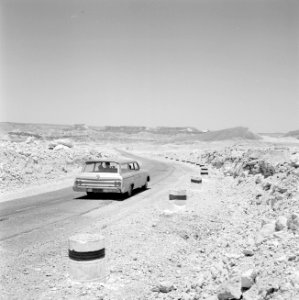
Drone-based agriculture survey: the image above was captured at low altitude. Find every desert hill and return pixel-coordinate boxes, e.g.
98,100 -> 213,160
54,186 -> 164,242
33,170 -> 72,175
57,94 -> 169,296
284,129 -> 299,139
0,122 -> 204,142
91,125 -> 202,135
195,126 -> 261,141
0,122 -> 262,143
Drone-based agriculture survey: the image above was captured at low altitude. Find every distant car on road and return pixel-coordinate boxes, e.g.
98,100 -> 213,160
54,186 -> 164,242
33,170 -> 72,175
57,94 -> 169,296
73,159 -> 150,198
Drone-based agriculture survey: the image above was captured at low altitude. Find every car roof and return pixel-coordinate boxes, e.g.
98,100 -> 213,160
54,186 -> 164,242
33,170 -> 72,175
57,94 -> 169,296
85,158 -> 138,164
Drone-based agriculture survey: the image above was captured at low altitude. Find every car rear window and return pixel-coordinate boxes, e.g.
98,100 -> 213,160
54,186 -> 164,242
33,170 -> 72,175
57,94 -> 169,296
83,162 -> 119,173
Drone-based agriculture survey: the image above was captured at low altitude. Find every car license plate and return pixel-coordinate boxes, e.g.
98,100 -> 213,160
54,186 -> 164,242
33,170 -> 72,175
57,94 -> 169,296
93,189 -> 103,193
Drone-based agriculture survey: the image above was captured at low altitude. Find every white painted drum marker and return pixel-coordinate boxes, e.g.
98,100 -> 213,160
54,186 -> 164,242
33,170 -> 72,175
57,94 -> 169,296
68,233 -> 108,282
191,176 -> 202,183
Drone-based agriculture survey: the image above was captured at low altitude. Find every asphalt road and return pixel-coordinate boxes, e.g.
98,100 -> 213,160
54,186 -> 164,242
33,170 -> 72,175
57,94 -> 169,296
0,153 -> 174,242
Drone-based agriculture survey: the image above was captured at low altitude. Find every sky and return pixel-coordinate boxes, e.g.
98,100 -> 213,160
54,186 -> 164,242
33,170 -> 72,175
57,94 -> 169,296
0,0 -> 298,132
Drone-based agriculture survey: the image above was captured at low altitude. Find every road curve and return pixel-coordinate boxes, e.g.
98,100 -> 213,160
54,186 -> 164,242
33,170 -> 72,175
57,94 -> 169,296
0,152 -> 198,300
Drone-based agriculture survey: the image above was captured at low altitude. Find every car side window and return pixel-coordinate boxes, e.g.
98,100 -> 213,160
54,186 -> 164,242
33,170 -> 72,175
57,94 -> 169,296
133,162 -> 140,170
84,163 -> 95,172
120,164 -> 129,172
128,163 -> 135,170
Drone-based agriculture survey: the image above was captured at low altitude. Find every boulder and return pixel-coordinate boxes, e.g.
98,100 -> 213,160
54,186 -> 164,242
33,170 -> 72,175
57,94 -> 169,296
49,139 -> 73,150
290,153 -> 299,168
243,249 -> 255,257
196,273 -> 205,288
53,144 -> 69,151
260,222 -> 276,236
290,270 -> 299,288
152,281 -> 175,293
241,269 -> 257,289
255,175 -> 263,184
262,181 -> 271,191
275,216 -> 288,231
242,285 -> 259,300
56,139 -> 74,148
217,277 -> 242,300
255,221 -> 276,244
48,141 -> 57,150
287,213 -> 299,232
25,136 -> 35,144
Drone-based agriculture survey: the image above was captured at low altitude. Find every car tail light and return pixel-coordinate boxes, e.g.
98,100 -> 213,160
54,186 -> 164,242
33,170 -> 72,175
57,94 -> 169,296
75,179 -> 82,185
114,180 -> 121,187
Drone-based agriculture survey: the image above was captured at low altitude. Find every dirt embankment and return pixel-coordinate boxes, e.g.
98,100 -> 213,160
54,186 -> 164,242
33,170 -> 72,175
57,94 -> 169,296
144,145 -> 299,299
0,139 -> 116,197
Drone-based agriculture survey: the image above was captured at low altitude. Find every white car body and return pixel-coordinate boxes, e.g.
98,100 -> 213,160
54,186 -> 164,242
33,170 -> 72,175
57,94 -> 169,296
73,158 -> 150,197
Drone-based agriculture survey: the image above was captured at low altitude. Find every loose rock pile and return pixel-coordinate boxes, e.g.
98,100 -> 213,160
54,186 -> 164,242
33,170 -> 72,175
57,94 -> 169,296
149,145 -> 299,299
0,139 -> 114,195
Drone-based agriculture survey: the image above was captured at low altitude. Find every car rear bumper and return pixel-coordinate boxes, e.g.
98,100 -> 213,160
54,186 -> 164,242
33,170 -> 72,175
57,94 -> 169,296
73,186 -> 122,193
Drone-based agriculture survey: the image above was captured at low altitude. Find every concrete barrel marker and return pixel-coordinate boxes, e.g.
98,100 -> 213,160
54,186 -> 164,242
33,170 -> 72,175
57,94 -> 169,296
169,189 -> 187,208
191,176 -> 202,184
68,233 -> 108,282
201,166 -> 209,175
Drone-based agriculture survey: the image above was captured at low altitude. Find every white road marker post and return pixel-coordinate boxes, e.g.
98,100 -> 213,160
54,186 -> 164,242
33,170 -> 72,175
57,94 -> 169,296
191,176 -> 202,184
200,166 -> 209,175
169,189 -> 187,211
68,233 -> 108,282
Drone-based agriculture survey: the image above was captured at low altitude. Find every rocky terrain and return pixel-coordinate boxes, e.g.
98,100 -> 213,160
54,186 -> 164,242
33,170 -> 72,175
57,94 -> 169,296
1,123 -> 299,299
6,142 -> 297,300
0,138 -> 117,198
138,144 -> 299,299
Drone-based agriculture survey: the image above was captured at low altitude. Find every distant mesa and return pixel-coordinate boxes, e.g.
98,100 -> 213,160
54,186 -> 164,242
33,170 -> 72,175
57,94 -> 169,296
8,130 -> 42,139
152,126 -> 203,134
94,126 -> 203,135
73,124 -> 88,130
102,126 -> 147,134
0,122 -> 261,142
196,127 -> 261,141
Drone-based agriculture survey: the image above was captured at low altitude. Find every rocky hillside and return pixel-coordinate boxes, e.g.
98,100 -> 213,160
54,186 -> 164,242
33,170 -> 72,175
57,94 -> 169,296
0,139 -> 117,195
149,144 -> 299,299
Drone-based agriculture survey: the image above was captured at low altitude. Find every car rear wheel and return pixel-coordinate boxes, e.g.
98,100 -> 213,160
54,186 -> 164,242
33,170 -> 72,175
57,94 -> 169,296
127,185 -> 133,197
142,181 -> 148,190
